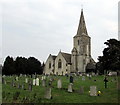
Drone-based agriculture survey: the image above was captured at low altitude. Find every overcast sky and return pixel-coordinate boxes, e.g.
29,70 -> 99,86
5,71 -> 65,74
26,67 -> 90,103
1,0 -> 119,64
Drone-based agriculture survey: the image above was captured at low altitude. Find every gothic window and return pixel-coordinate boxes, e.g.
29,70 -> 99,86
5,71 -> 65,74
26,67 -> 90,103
58,59 -> 62,68
49,62 -> 51,69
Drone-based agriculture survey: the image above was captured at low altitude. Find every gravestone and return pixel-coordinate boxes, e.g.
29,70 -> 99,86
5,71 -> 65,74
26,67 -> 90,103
82,76 -> 85,81
36,78 -> 39,86
78,86 -> 84,94
25,78 -> 28,83
92,72 -> 95,76
90,86 -> 97,96
41,76 -> 44,80
68,83 -> 73,92
20,74 -> 22,77
21,84 -> 24,89
87,74 -> 89,77
33,79 -> 36,85
28,81 -> 32,91
57,79 -> 62,89
44,87 -> 52,99
48,78 -> 52,86
80,74 -> 82,76
89,75 -> 92,80
43,76 -> 46,80
11,80 -> 15,87
42,80 -> 46,87
4,80 -> 7,85
16,77 -> 18,81
17,83 -> 20,89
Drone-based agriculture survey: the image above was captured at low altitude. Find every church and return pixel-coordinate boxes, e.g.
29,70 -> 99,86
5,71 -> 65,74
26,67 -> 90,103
44,9 -> 95,75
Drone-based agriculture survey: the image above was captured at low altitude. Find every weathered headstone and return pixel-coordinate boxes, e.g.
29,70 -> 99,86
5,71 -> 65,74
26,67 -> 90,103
43,76 -> 46,80
17,83 -> 20,89
33,79 -> 36,85
41,76 -> 44,80
92,72 -> 95,76
20,74 -> 22,77
21,84 -> 24,89
78,86 -> 84,94
90,86 -> 97,96
36,78 -> 39,86
16,77 -> 18,81
44,87 -> 52,99
25,78 -> 28,83
28,81 -> 32,91
11,80 -> 15,87
42,80 -> 46,87
89,75 -> 92,80
48,78 -> 52,86
87,74 -> 89,77
82,76 -> 85,81
57,79 -> 62,89
68,83 -> 73,92
80,74 -> 82,76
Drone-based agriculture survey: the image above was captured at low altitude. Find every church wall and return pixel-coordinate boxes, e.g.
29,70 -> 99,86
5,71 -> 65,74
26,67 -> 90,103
54,53 -> 67,75
44,55 -> 55,75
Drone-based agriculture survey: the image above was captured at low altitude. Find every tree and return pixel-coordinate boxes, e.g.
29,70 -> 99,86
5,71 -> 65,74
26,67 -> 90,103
2,56 -> 43,75
2,56 -> 16,75
97,39 -> 120,74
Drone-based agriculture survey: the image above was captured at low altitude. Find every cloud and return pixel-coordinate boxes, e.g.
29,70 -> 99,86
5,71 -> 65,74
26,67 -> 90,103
1,0 -> 119,64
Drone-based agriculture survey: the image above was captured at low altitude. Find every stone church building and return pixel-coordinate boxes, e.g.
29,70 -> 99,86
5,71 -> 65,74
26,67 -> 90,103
44,9 -> 95,75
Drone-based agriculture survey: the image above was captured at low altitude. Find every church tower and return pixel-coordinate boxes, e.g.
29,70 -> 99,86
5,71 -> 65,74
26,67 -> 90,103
71,9 -> 91,73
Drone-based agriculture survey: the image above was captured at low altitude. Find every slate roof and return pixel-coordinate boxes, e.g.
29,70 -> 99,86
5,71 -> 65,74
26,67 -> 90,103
61,52 -> 71,63
51,55 -> 57,60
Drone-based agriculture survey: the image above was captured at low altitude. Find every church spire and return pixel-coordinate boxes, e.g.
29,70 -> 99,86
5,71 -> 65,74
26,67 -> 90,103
76,9 -> 88,36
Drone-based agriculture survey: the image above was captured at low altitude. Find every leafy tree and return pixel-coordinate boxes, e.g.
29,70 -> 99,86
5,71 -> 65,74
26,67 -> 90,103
2,56 -> 16,75
97,39 -> 120,74
2,56 -> 43,75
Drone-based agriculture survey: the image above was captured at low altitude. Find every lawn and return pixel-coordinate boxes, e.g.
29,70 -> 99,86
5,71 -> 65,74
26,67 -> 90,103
2,75 -> 120,103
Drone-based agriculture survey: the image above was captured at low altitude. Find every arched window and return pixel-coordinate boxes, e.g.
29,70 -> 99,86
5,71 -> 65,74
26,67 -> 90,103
49,62 -> 51,68
58,59 -> 62,68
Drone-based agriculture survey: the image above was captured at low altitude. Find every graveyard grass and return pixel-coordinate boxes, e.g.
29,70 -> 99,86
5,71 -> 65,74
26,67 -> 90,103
2,75 -> 120,103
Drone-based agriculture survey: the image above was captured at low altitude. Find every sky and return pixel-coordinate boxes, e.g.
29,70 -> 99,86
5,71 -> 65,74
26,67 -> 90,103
1,0 -> 119,64
118,1 -> 120,41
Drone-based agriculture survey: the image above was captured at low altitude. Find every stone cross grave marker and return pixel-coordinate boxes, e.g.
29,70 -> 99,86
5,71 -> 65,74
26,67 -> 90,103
57,79 -> 62,89
33,79 -> 36,85
36,78 -> 39,86
68,83 -> 73,92
90,86 -> 97,96
44,87 -> 52,99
